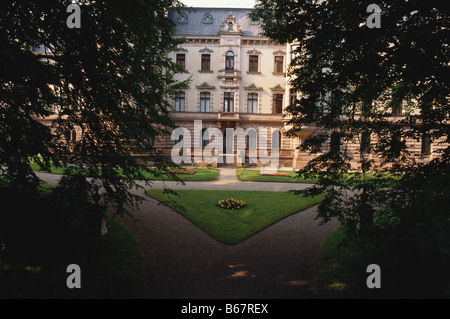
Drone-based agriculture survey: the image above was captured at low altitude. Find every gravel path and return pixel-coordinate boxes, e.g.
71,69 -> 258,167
35,169 -> 340,299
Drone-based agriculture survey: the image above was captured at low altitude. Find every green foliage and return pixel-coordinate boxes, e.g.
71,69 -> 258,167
253,0 -> 449,233
0,0 -> 187,214
254,0 -> 449,297
0,184 -> 147,298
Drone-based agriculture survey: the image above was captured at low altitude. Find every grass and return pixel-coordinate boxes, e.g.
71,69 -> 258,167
313,222 -> 450,299
0,183 -> 147,298
29,163 -> 220,181
237,169 -> 317,183
312,225 -> 359,299
147,189 -> 324,244
237,169 -> 400,187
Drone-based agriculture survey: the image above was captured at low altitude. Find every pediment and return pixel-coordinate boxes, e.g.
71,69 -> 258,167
273,50 -> 286,56
244,83 -> 263,91
247,49 -> 262,55
196,82 -> 215,90
270,84 -> 285,92
199,47 -> 214,53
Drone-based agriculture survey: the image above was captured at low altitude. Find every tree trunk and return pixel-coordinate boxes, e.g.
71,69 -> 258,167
358,186 -> 374,237
87,204 -> 108,237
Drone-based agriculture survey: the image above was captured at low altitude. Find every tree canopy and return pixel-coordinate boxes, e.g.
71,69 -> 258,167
252,0 -> 449,241
0,0 -> 186,214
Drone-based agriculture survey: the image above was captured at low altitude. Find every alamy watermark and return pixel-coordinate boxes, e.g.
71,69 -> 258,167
171,120 -> 280,170
66,3 -> 81,29
66,264 -> 81,289
367,4 -> 382,29
367,264 -> 381,289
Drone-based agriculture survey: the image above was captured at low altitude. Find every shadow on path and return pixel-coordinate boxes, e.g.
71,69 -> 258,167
117,195 -> 339,299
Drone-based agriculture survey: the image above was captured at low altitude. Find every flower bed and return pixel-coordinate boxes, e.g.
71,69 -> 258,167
162,170 -> 196,175
259,172 -> 291,177
218,198 -> 246,210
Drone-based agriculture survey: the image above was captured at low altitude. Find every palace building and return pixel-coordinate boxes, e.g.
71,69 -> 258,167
150,7 -> 299,168
148,7 -> 447,169
32,7 -> 447,170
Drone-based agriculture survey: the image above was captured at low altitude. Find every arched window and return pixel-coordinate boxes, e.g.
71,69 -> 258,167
272,130 -> 281,150
201,128 -> 210,147
247,130 -> 257,149
225,51 -> 234,70
228,22 -> 233,30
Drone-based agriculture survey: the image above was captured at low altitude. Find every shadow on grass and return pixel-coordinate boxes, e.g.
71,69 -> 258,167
0,183 -> 147,299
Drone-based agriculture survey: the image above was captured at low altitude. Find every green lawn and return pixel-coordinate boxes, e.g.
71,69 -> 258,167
29,163 -> 220,181
237,169 -> 317,183
147,189 -> 324,244
237,169 -> 399,187
0,183 -> 147,298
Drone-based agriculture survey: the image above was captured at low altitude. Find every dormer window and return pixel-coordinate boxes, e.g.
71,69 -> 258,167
228,22 -> 233,31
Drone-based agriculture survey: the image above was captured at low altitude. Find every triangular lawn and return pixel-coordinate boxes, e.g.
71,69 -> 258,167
147,189 -> 324,244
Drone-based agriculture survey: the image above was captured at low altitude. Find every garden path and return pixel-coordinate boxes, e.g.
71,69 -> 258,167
35,169 -> 339,299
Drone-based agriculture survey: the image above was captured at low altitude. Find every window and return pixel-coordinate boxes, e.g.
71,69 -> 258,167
330,132 -> 341,154
247,130 -> 257,149
361,132 -> 371,153
224,92 -> 234,112
289,89 -> 297,106
249,55 -> 259,72
175,134 -> 184,156
201,128 -> 209,147
66,130 -> 77,143
273,94 -> 283,113
71,130 -> 77,142
200,92 -> 210,112
272,130 -> 281,150
228,22 -> 233,30
391,132 -> 402,158
225,51 -> 234,70
421,133 -> 431,156
175,92 -> 185,112
176,54 -> 185,69
146,136 -> 155,147
392,100 -> 402,116
274,56 -> 284,74
201,54 -> 211,71
247,93 -> 258,113
290,45 -> 298,61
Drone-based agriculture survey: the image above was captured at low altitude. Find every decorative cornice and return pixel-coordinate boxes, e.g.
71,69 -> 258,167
177,47 -> 188,53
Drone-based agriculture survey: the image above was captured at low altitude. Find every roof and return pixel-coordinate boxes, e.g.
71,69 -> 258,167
168,7 -> 262,37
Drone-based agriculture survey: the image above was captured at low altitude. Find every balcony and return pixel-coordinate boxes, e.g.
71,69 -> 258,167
217,69 -> 241,80
170,111 -> 288,124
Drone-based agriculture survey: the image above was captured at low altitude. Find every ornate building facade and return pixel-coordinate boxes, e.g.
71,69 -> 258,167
33,8 -> 445,170
150,7 -> 447,169
152,8 -> 300,167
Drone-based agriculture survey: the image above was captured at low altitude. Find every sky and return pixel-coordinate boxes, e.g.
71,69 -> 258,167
182,0 -> 257,8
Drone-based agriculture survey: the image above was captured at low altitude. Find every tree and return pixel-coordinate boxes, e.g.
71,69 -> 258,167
252,0 -> 449,239
0,1 -> 187,224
